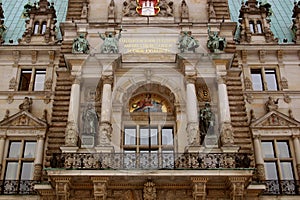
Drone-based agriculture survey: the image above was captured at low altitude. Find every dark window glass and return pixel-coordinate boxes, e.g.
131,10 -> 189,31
19,69 -> 32,91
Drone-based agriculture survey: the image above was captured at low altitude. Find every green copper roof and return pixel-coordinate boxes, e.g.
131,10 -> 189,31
229,0 -> 295,43
2,0 -> 68,44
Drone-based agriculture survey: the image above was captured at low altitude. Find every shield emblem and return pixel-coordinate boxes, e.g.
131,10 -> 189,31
136,0 -> 160,16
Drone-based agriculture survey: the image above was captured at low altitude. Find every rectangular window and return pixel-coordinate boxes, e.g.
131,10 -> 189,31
261,140 -> 294,180
18,69 -> 46,91
4,141 -> 36,181
251,69 -> 263,91
33,70 -> 46,91
251,68 -> 279,91
19,70 -> 32,91
265,69 -> 278,91
123,125 -> 174,153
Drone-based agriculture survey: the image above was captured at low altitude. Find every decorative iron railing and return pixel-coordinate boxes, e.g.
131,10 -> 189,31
0,180 -> 40,195
262,180 -> 300,195
50,152 -> 251,170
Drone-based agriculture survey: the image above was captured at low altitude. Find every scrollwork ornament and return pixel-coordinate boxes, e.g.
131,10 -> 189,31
256,164 -> 266,181
6,94 -> 14,104
187,122 -> 200,146
99,122 -> 112,145
220,123 -> 234,146
143,181 -> 157,200
65,121 -> 79,146
283,94 -> 291,104
9,77 -> 17,90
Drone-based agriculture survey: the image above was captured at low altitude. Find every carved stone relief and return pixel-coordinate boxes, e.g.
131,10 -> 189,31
143,181 -> 157,200
65,121 -> 79,146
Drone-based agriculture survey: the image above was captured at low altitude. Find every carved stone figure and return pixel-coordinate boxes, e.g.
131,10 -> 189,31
72,34 -> 90,54
207,26 -> 227,52
199,103 -> 214,144
143,181 -> 157,200
177,31 -> 199,53
180,0 -> 189,21
265,96 -> 279,112
108,0 -> 116,20
82,103 -> 98,135
19,97 -> 33,112
123,0 -> 138,17
99,31 -> 121,53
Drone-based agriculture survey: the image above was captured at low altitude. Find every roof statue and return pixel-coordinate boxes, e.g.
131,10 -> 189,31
177,31 -> 199,53
72,34 -> 90,54
207,26 -> 226,52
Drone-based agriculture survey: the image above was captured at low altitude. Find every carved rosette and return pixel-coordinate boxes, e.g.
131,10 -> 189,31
220,123 -> 234,146
187,122 -> 200,146
65,121 -> 79,146
143,181 -> 157,200
9,77 -> 17,90
99,122 -> 112,145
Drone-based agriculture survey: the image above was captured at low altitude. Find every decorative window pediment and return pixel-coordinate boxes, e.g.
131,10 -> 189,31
251,110 -> 300,129
0,111 -> 47,135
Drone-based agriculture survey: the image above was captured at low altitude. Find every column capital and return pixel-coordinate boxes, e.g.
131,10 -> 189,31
73,75 -> 82,85
185,74 -> 197,84
217,75 -> 227,84
101,75 -> 114,85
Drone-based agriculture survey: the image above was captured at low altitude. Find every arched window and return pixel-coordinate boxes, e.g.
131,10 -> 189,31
33,22 -> 40,35
41,21 -> 47,34
257,21 -> 263,33
249,21 -> 255,33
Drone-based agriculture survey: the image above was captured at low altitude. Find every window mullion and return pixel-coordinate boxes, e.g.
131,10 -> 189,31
29,68 -> 35,91
261,68 -> 267,90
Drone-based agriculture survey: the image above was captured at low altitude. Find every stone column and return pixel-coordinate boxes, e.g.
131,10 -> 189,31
185,75 -> 200,148
33,135 -> 45,180
218,76 -> 237,152
96,75 -> 114,153
191,177 -> 208,200
0,136 -> 6,173
253,134 -> 265,180
61,76 -> 81,153
91,177 -> 109,200
292,134 -> 300,179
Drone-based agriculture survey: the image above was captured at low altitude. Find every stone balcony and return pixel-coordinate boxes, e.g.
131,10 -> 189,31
49,152 -> 252,170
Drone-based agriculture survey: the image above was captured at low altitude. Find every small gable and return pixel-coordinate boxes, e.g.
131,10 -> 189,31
0,111 -> 47,129
251,110 -> 300,128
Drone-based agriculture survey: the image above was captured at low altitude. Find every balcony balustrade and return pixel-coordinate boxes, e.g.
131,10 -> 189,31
0,180 -> 40,195
262,180 -> 300,195
50,152 -> 251,170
